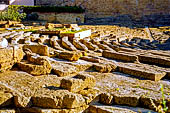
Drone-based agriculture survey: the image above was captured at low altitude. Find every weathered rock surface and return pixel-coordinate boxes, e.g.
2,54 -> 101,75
99,93 -> 113,105
81,40 -> 99,51
65,59 -> 93,72
0,91 -> 13,107
81,56 -> 101,63
85,103 -> 136,113
60,73 -> 96,92
58,51 -> 82,61
79,88 -> 100,104
0,71 -> 37,107
18,53 -> 52,76
50,60 -> 77,77
102,50 -> 139,62
97,43 -> 113,51
140,91 -> 170,112
138,53 -> 170,67
117,63 -> 166,81
73,39 -> 88,51
23,44 -> 49,56
0,109 -> 16,113
93,63 -> 117,73
38,35 -> 49,44
18,105 -> 89,113
0,46 -> 24,72
62,36 -> 77,51
32,88 -> 86,109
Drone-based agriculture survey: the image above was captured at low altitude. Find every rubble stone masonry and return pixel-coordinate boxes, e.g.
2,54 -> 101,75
36,0 -> 170,19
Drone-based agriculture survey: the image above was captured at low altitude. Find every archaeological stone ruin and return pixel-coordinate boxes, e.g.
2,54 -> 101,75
0,21 -> 169,113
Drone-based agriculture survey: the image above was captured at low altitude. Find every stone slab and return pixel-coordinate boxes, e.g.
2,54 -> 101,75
23,44 -> 49,56
102,50 -> 139,62
117,63 -> 166,81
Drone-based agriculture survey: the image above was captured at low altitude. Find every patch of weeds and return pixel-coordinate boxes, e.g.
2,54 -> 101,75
150,84 -> 168,113
116,88 -> 119,91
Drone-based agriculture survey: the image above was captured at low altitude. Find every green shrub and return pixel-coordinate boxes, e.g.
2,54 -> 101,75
0,5 -> 26,21
17,5 -> 85,13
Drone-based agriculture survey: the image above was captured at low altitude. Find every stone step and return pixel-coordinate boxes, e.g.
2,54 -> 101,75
61,36 -> 77,51
18,105 -> 89,113
32,88 -> 86,109
97,43 -> 113,51
80,40 -> 99,51
60,73 -> 96,93
0,71 -> 37,108
117,62 -> 166,81
102,50 -> 138,62
138,53 -> 170,67
140,91 -> 170,112
149,50 -> 170,57
17,54 -> 52,76
85,103 -> 136,113
93,62 -> 117,73
80,56 -> 101,63
0,45 -> 24,72
73,39 -> 88,51
48,58 -> 93,72
50,60 -> 78,77
23,44 -> 49,56
58,51 -> 82,61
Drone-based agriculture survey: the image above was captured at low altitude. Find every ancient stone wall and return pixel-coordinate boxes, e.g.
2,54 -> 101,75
36,12 -> 84,23
36,0 -> 170,19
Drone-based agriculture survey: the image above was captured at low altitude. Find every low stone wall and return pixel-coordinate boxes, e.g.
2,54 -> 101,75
36,0 -> 170,20
36,12 -> 85,24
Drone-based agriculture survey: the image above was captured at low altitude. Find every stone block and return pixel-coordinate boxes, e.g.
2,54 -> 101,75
140,91 -> 170,112
0,91 -> 13,107
18,105 -> 89,113
60,73 -> 96,93
81,40 -> 99,51
97,44 -> 113,51
23,44 -> 49,56
38,35 -> 49,44
102,50 -> 138,62
79,88 -> 100,104
65,60 -> 93,72
93,62 -> 117,73
86,104 -> 136,113
50,61 -> 77,77
138,53 -> 170,67
73,39 -> 88,51
60,78 -> 84,92
76,73 -> 96,89
99,93 -> 113,105
30,34 -> 40,42
81,56 -> 100,63
61,36 -> 77,51
0,46 -> 24,72
58,51 -> 82,61
32,88 -> 86,109
118,63 -> 166,81
17,57 -> 52,76
0,71 -> 37,108
113,93 -> 141,107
